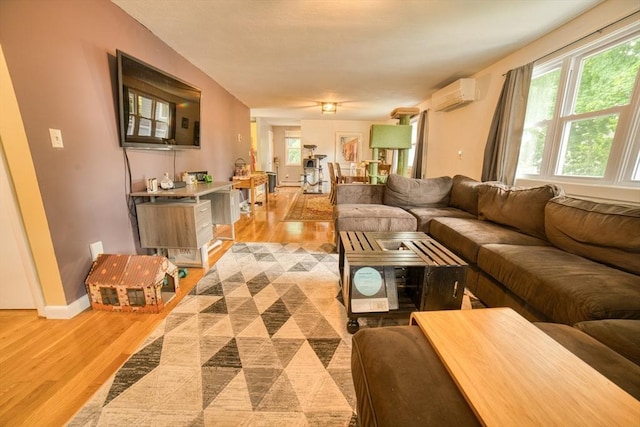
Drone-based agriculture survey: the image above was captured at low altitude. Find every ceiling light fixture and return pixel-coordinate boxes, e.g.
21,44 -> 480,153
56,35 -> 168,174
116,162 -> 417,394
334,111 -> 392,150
321,102 -> 337,114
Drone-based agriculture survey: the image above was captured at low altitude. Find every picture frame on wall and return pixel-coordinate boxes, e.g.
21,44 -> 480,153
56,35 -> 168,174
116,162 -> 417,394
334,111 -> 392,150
335,132 -> 362,164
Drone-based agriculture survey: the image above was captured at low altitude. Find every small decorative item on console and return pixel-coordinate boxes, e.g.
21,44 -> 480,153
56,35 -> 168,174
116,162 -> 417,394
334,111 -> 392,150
160,172 -> 174,189
234,158 -> 248,177
146,177 -> 158,192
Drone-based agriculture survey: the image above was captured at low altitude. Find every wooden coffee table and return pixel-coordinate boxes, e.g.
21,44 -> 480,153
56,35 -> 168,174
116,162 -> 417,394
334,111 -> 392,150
411,308 -> 640,426
339,231 -> 467,333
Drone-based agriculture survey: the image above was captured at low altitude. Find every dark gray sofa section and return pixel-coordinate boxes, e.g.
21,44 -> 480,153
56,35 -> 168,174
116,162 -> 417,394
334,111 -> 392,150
429,217 -> 548,264
351,326 -> 480,427
351,320 -> 640,426
477,244 -> 640,325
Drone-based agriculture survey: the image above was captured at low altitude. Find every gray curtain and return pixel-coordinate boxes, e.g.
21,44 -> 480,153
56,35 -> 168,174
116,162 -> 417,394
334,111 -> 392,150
481,63 -> 533,184
412,110 -> 429,178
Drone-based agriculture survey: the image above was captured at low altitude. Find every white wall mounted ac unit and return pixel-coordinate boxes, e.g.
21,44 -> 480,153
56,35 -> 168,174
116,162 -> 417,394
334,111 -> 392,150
432,78 -> 477,112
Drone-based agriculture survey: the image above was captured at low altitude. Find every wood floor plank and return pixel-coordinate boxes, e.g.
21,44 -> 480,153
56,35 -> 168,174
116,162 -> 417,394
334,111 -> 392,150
0,187 -> 333,426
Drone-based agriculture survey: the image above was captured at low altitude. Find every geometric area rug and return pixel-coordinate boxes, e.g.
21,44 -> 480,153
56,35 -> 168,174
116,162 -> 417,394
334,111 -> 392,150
68,242 -> 359,426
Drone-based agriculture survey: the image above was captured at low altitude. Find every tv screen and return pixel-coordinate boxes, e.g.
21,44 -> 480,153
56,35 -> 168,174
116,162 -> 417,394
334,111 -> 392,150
117,50 -> 201,150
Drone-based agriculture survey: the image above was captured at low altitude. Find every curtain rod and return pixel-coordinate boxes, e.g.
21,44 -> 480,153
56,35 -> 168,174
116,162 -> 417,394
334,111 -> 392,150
503,10 -> 639,75
533,10 -> 639,64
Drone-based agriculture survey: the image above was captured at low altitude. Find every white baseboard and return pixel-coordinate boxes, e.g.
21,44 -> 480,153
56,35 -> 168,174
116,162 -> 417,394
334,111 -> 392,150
44,294 -> 90,319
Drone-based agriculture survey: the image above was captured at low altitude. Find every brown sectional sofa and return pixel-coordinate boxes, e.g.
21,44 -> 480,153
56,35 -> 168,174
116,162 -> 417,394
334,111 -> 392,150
335,174 -> 640,325
335,174 -> 640,425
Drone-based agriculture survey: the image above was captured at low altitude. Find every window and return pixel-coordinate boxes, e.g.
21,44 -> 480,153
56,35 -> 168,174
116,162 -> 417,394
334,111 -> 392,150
285,130 -> 302,166
126,89 -> 173,140
100,287 -> 120,306
127,289 -> 146,307
407,119 -> 419,176
517,23 -> 640,193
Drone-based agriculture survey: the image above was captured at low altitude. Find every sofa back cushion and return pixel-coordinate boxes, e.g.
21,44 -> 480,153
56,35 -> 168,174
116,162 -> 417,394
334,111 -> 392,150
383,174 -> 452,209
545,196 -> 640,275
478,183 -> 563,239
449,175 -> 484,215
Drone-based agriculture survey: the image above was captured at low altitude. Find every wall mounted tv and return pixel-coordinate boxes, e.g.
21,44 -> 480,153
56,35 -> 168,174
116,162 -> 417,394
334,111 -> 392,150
117,50 -> 201,150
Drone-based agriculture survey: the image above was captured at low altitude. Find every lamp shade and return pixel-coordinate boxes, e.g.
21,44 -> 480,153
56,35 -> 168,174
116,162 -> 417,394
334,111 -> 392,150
369,124 -> 412,149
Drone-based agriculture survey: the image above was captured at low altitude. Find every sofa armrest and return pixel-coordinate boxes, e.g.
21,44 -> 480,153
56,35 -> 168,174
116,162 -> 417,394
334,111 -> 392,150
351,326 -> 480,427
335,183 -> 385,205
536,322 -> 640,399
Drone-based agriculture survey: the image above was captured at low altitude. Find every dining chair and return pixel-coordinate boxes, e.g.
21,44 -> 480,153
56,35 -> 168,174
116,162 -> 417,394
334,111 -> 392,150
335,163 -> 344,184
327,162 -> 337,204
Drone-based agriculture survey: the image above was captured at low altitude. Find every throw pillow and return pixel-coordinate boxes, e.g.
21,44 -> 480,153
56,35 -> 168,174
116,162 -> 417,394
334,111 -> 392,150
478,183 -> 563,239
383,174 -> 452,209
545,196 -> 640,275
449,175 -> 483,216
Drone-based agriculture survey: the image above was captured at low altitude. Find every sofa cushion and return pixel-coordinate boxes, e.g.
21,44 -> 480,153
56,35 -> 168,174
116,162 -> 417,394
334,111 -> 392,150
335,183 -> 385,205
351,326 -> 480,427
334,204 -> 417,234
536,322 -> 640,399
475,274 -> 550,323
545,196 -> 640,275
477,244 -> 640,325
449,175 -> 484,215
573,319 -> 640,366
408,207 -> 475,233
383,174 -> 452,209
478,183 -> 563,239
429,217 -> 548,263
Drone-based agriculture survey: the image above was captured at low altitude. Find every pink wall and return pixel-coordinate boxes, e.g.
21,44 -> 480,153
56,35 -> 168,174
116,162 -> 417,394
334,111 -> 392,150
0,0 -> 251,303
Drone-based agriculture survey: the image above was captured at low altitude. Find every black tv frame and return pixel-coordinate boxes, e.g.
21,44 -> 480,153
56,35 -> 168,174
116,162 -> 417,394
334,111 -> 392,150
117,50 -> 202,151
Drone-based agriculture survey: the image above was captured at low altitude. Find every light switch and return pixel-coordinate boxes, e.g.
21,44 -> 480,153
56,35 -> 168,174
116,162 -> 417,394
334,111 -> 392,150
49,128 -> 63,148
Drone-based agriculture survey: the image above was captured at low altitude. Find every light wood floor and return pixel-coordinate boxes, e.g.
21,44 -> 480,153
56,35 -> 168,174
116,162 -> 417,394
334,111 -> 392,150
0,187 -> 334,427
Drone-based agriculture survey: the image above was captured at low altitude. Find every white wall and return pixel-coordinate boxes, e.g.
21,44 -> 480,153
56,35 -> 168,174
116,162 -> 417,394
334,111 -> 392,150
301,118 -> 393,167
263,119 -> 395,188
419,0 -> 639,186
254,118 -> 272,172
301,120 -> 373,168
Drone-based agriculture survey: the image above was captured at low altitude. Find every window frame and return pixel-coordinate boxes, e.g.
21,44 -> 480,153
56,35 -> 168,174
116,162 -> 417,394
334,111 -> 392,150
125,88 -> 174,141
127,288 -> 146,307
516,21 -> 640,201
100,287 -> 120,306
284,131 -> 302,166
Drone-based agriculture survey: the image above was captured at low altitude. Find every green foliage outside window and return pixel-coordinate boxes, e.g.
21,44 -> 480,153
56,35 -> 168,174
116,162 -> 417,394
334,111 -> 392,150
574,38 -> 640,113
286,138 -> 301,165
560,115 -> 618,177
519,125 -> 548,174
519,34 -> 640,180
526,69 -> 561,124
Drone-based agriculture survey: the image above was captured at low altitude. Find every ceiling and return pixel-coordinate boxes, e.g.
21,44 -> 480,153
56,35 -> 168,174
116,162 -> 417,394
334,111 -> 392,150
112,0 -> 603,124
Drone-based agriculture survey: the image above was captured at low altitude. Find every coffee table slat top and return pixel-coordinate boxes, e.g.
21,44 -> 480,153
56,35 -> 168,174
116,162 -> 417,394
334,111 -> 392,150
404,239 -> 465,266
341,231 -> 377,252
411,308 -> 640,427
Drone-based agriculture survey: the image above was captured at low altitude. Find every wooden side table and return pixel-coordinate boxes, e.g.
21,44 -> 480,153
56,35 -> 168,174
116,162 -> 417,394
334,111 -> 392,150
411,308 -> 640,426
232,173 -> 268,212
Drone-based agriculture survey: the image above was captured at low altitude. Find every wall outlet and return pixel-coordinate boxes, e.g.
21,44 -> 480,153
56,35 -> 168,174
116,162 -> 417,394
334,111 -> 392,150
49,128 -> 64,148
90,241 -> 104,261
